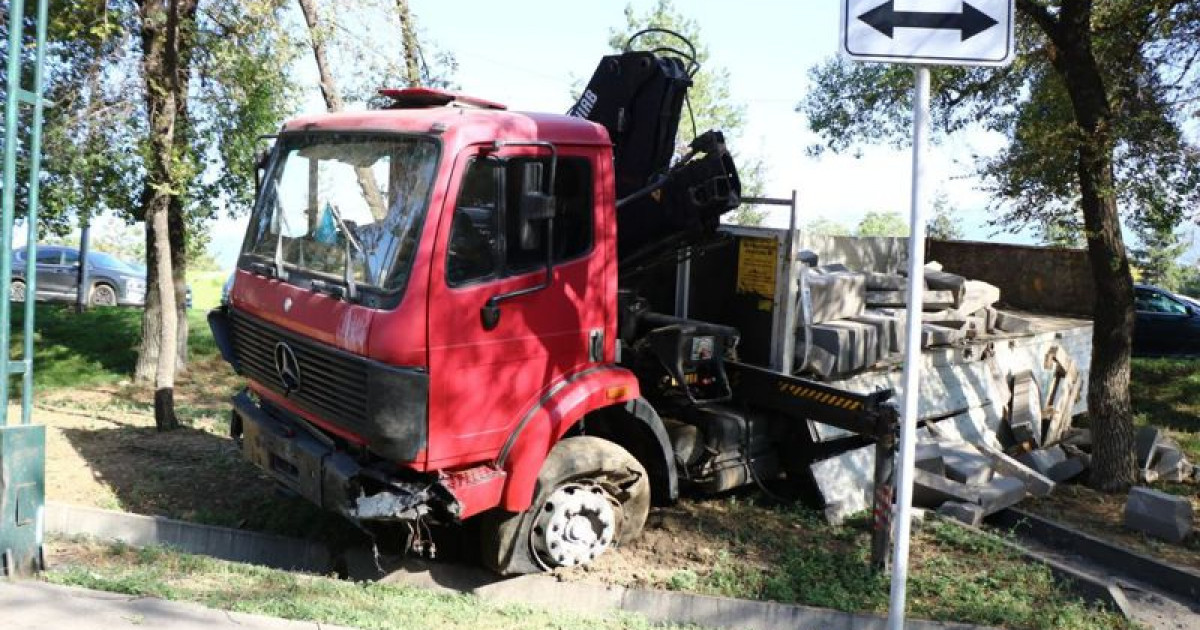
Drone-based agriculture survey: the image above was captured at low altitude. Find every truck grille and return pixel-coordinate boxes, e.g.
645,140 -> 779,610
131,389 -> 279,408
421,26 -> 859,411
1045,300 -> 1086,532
229,311 -> 370,436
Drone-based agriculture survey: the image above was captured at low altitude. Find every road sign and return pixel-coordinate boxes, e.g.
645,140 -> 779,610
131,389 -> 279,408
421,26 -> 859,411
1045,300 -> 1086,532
841,0 -> 1014,66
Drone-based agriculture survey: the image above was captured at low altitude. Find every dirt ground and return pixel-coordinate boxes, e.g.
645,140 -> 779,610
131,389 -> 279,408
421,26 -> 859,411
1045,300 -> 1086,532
29,356 -> 1200,593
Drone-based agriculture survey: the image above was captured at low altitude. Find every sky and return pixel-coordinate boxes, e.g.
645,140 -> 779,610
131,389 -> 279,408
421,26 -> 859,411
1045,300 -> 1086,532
206,0 -> 1064,269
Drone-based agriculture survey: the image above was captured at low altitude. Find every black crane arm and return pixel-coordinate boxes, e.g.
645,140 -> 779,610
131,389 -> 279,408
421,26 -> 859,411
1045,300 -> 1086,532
568,29 -> 742,266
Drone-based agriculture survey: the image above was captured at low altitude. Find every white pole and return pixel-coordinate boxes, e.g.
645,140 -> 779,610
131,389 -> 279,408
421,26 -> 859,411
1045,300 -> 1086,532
887,65 -> 931,630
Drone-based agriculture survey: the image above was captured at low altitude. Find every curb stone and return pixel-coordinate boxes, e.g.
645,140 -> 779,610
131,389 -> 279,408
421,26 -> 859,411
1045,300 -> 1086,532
43,502 -> 331,573
47,502 -> 1002,630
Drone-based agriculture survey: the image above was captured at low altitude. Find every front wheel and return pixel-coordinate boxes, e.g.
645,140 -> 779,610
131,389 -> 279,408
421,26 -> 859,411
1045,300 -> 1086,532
89,283 -> 118,307
479,436 -> 650,575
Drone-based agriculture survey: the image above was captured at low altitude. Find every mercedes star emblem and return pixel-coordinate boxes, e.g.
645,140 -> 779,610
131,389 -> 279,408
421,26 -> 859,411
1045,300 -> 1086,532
273,342 -> 301,393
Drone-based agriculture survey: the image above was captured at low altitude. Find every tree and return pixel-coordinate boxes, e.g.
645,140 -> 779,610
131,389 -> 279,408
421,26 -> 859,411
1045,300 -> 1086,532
606,0 -> 768,226
928,192 -> 965,241
857,211 -> 910,237
801,1 -> 1200,490
38,2 -> 299,403
1130,221 -> 1190,290
805,218 -> 852,236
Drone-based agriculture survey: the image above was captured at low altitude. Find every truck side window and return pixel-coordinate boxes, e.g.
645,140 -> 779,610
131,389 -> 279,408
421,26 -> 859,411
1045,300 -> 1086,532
446,159 -> 500,286
504,157 -> 592,274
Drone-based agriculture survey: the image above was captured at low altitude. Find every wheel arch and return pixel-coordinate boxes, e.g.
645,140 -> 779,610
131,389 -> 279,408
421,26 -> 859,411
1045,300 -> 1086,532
495,367 -> 677,512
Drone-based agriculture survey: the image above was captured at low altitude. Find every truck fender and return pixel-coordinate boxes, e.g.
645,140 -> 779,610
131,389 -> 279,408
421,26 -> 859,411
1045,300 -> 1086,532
494,367 -> 676,512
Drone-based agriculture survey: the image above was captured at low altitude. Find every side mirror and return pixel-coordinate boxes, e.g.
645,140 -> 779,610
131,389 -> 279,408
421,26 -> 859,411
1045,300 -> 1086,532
518,162 -> 555,251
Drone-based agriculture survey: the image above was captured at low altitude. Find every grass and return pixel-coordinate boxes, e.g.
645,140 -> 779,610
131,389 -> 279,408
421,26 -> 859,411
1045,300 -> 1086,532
8,268 -> 226,394
45,539 -> 683,630
1130,357 -> 1200,462
645,500 -> 1131,630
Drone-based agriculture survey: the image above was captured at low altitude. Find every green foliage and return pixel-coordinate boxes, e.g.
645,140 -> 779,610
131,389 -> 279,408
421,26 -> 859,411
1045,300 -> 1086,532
1130,223 -> 1190,290
607,0 -> 770,223
928,192 -> 965,240
805,218 -> 852,236
799,3 -> 1200,240
23,0 -> 300,254
312,0 -> 459,108
856,211 -> 910,237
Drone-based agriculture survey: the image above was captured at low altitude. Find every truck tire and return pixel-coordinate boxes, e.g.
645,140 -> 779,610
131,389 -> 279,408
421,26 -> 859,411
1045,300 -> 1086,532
479,436 -> 650,575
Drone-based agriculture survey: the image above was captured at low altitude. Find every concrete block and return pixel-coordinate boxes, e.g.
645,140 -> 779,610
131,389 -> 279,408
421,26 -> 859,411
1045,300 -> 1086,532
861,309 -> 906,355
1008,371 -> 1043,448
796,324 -> 849,378
916,441 -> 946,476
825,320 -> 881,370
994,310 -> 1035,333
976,476 -> 1028,515
937,501 -> 985,527
1143,447 -> 1190,483
1047,457 -> 1086,482
850,314 -> 895,358
1018,446 -> 1068,476
1135,426 -> 1161,469
954,280 -> 1001,318
1062,428 -> 1092,450
923,269 -> 968,307
864,289 -> 956,309
802,270 -> 866,325
1062,444 -> 1092,468
913,469 -> 980,508
864,272 -> 908,291
810,444 -> 875,524
1124,487 -> 1193,543
944,429 -> 1056,497
941,445 -> 994,485
921,323 -> 964,348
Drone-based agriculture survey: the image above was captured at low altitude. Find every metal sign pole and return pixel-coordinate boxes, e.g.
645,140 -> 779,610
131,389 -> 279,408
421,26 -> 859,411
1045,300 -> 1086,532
886,65 -> 931,630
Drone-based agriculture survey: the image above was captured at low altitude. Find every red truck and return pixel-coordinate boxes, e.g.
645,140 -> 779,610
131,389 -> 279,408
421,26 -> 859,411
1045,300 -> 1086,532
210,32 -> 896,574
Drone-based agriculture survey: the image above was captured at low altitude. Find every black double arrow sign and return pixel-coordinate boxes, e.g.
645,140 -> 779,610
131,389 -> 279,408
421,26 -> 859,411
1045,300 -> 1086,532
858,1 -> 999,41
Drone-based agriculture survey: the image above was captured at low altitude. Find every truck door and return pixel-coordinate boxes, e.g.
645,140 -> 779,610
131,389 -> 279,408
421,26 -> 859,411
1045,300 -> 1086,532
426,148 -> 608,467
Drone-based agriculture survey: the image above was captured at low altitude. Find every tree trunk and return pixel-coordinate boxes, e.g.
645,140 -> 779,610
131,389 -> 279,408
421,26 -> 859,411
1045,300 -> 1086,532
136,0 -> 197,430
295,0 -> 385,219
134,0 -> 195,383
1035,0 -> 1137,490
396,0 -> 422,86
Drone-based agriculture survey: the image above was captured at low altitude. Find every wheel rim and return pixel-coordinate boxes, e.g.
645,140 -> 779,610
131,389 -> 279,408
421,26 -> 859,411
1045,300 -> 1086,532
92,285 -> 116,306
531,482 -> 617,569
10,282 -> 24,302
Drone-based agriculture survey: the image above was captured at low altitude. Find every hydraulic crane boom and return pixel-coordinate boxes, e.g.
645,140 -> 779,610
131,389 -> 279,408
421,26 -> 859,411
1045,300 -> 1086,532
568,29 -> 742,267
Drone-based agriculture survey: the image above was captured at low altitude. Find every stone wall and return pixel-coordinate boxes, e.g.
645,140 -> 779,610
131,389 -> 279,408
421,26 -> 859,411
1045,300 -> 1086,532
926,239 -> 1094,317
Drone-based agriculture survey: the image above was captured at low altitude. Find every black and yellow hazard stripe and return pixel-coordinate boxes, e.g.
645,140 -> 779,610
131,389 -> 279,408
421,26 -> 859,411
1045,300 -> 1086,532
776,381 -> 863,411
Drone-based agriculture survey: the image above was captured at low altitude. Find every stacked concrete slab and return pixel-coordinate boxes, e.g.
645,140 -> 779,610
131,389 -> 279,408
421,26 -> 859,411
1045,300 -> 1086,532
794,260 -> 1048,381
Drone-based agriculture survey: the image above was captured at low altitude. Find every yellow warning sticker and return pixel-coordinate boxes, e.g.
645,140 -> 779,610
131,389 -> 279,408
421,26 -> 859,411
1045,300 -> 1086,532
736,236 -> 778,300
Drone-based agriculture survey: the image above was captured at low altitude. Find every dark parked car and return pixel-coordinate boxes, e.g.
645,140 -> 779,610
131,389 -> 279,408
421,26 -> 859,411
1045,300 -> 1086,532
1133,284 -> 1200,356
11,246 -> 146,307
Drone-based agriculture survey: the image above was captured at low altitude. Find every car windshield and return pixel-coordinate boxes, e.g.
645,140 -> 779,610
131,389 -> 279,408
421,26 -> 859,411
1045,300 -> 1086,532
89,251 -> 141,274
242,132 -> 439,292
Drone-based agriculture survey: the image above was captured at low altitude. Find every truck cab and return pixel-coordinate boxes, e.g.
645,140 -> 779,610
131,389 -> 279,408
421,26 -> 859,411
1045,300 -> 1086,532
212,90 -> 676,574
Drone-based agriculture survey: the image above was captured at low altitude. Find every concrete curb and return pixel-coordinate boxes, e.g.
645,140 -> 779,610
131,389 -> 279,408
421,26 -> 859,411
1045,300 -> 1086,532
44,502 -> 331,573
991,507 -> 1200,602
45,503 -> 1001,630
344,550 -> 998,630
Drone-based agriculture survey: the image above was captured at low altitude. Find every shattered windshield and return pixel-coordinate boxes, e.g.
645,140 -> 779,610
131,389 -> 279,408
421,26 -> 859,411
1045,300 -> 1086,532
243,133 -> 439,293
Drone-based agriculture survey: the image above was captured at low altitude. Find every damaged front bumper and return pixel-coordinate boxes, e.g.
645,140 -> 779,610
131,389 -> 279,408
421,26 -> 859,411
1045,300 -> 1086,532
232,389 -> 460,522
